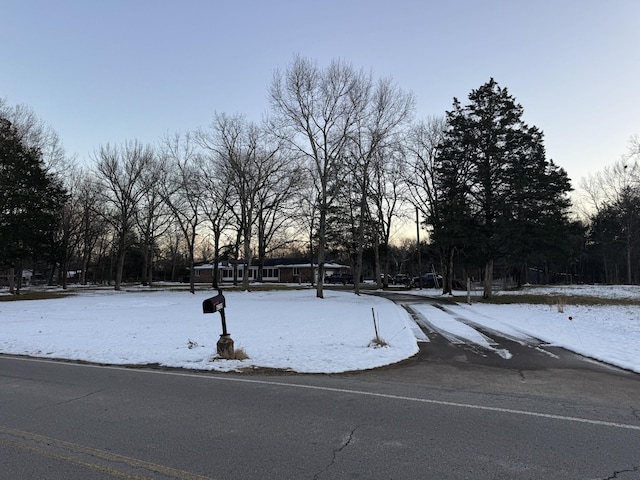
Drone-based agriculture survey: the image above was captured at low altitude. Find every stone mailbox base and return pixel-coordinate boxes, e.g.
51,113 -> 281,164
217,334 -> 235,358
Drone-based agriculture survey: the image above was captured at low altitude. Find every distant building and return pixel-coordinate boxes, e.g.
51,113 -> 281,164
193,258 -> 350,285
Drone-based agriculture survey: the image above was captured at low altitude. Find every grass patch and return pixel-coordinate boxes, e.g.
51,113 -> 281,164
460,294 -> 640,306
0,290 -> 75,301
369,336 -> 389,348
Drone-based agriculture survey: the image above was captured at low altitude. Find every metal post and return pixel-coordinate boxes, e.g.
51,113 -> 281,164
220,310 -> 228,336
416,207 -> 422,289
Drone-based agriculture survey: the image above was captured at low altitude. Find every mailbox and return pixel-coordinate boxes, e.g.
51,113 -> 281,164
203,293 -> 225,314
202,289 -> 233,357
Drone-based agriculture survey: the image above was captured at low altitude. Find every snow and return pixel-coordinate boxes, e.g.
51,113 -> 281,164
1,285 -> 639,374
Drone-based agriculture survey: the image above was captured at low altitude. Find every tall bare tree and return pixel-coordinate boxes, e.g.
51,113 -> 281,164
135,155 -> 173,287
76,172 -> 107,285
196,153 -> 235,287
55,165 -> 85,289
269,56 -> 369,297
254,149 -> 304,281
403,117 -> 450,290
159,132 -> 205,294
370,145 -> 409,287
198,113 -> 288,290
94,140 -> 153,290
346,77 -> 415,293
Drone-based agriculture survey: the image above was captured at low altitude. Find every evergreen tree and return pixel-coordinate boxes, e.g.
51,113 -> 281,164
0,117 -> 68,286
435,79 -> 573,297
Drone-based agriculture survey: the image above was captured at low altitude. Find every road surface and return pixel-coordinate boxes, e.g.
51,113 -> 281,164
1,294 -> 639,479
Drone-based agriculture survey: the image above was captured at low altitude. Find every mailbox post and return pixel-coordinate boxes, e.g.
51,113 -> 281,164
202,288 -> 234,358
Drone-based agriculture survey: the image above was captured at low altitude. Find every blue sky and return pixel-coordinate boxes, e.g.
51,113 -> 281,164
1,0 -> 638,186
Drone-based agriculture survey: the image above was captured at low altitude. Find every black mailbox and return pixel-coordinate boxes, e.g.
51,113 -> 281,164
203,293 -> 225,314
203,289 -> 230,340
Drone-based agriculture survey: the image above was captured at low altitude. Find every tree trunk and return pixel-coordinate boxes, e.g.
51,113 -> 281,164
61,255 -> 69,290
80,250 -> 91,285
316,207 -> 326,299
16,264 -> 23,294
483,259 -> 494,299
443,246 -> 455,295
8,267 -> 15,294
353,259 -> 362,295
626,230 -> 632,285
147,249 -> 154,288
141,243 -> 150,286
115,249 -> 125,291
188,243 -> 195,294
242,222 -> 252,292
374,233 -> 382,288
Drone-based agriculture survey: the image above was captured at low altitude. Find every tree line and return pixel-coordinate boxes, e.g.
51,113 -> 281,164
1,56 -> 639,298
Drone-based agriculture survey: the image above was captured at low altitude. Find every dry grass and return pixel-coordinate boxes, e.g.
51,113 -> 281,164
462,294 -> 640,306
369,336 -> 389,348
369,307 -> 389,348
218,346 -> 249,361
0,290 -> 74,301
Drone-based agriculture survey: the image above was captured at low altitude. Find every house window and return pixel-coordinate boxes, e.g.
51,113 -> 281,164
195,269 -> 200,277
293,267 -> 300,276
261,268 -> 279,279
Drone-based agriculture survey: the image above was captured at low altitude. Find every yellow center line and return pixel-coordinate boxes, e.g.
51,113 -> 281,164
0,426 -> 215,480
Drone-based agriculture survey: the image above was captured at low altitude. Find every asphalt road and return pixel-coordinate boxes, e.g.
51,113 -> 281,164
1,294 -> 639,480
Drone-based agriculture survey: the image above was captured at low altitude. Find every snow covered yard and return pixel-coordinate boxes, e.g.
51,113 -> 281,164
0,289 -> 418,373
0,284 -> 639,374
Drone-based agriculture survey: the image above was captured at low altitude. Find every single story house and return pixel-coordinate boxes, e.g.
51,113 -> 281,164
193,258 -> 350,285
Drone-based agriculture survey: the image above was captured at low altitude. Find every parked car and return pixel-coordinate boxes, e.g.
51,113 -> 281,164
393,274 -> 411,286
411,273 -> 443,288
324,273 -> 354,285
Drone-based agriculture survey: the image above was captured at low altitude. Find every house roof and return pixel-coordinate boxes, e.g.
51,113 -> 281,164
193,260 -> 350,270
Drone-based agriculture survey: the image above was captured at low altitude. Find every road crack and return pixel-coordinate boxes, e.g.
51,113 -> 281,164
602,465 -> 639,479
313,426 -> 358,479
29,389 -> 107,415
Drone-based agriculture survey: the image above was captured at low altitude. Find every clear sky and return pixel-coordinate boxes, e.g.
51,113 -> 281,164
1,0 -> 638,187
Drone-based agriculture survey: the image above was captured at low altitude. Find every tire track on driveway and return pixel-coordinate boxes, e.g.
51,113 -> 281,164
373,291 -> 626,372
405,304 -> 513,359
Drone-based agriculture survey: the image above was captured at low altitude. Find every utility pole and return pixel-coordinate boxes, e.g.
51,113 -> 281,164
416,207 -> 422,289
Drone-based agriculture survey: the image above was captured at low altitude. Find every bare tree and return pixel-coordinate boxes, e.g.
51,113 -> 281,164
295,175 -> 320,285
369,146 -> 409,287
578,136 -> 640,284
254,149 -> 304,281
159,132 -> 206,294
135,156 -> 173,287
93,141 -> 153,290
403,117 -> 454,292
76,172 -> 107,285
269,56 -> 369,297
55,166 -> 85,289
199,113 -> 291,290
195,151 -> 235,287
0,99 -> 70,173
346,77 -> 415,293
578,159 -> 639,215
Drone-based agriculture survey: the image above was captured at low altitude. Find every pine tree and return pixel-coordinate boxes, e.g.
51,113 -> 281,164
0,117 -> 67,287
435,79 -> 573,298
